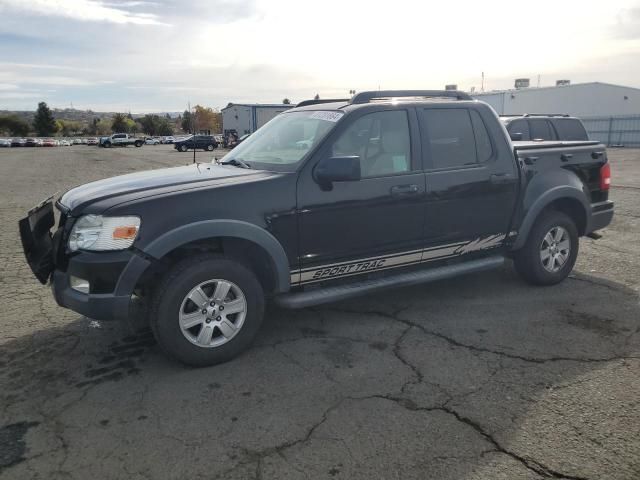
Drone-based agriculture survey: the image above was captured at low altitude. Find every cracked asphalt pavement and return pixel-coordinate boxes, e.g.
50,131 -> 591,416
1,145 -> 639,480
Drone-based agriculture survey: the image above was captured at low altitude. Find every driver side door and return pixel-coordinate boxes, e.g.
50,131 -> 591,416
295,108 -> 426,285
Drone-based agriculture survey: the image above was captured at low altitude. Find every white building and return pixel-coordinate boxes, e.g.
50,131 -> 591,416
222,103 -> 293,135
472,82 -> 640,117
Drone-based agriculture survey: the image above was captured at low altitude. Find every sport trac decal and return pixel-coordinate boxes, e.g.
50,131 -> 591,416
291,234 -> 506,285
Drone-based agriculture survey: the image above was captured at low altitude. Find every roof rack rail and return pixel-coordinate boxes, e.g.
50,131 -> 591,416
350,90 -> 472,104
522,113 -> 570,117
296,98 -> 350,107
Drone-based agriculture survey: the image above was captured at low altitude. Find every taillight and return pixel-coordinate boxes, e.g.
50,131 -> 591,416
600,163 -> 611,191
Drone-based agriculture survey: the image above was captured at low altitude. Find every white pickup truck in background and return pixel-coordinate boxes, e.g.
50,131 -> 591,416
99,133 -> 143,148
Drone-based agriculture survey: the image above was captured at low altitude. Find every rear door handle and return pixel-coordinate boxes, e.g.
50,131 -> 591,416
490,174 -> 517,185
390,184 -> 420,197
560,153 -> 573,162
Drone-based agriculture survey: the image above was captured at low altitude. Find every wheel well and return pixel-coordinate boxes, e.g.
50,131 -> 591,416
135,237 -> 278,296
547,198 -> 587,235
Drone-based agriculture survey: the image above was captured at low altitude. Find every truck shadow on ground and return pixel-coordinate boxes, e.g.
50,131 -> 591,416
1,265 -> 639,479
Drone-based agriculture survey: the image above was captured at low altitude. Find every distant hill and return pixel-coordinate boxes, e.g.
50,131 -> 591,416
0,109 -> 183,123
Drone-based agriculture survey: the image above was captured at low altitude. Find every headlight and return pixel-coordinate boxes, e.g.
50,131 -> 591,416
69,215 -> 141,252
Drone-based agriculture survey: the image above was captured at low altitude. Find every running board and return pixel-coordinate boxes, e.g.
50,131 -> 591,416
275,255 -> 505,309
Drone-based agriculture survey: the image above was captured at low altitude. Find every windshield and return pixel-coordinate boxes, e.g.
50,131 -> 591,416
220,110 -> 343,171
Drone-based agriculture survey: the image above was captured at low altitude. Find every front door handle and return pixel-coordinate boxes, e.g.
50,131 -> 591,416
490,174 -> 517,185
390,184 -> 420,197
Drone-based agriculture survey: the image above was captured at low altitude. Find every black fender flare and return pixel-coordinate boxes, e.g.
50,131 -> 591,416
141,220 -> 291,293
512,185 -> 590,250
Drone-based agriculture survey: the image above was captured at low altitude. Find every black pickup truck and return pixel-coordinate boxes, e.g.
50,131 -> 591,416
19,90 -> 614,366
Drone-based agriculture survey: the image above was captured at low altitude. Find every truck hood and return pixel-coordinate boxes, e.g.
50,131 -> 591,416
59,163 -> 275,213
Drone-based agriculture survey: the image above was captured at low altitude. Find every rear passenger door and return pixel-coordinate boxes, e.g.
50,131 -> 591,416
419,106 -> 518,254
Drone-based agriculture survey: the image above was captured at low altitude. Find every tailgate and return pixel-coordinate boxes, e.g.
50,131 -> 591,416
18,198 -> 56,284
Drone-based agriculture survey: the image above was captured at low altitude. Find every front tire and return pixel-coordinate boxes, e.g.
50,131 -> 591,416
179,144 -> 188,152
134,140 -> 143,147
514,210 -> 579,286
206,144 -> 214,151
149,254 -> 265,366
103,141 -> 112,148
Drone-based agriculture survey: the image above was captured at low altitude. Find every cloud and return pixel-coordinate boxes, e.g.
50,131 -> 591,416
613,6 -> 640,38
0,0 -> 169,25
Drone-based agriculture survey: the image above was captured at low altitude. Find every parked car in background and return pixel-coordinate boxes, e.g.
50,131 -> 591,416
99,133 -> 144,148
59,139 -> 71,147
72,138 -> 82,145
11,138 -> 25,147
145,137 -> 161,145
174,134 -> 218,152
162,136 -> 175,144
87,137 -> 99,145
501,114 -> 589,142
25,138 -> 39,147
0,138 -> 11,147
42,138 -> 57,147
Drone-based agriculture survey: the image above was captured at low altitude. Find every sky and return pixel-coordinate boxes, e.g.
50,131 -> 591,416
0,0 -> 640,112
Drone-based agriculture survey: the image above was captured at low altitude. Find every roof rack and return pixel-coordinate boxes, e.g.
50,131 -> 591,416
350,90 -> 472,104
522,113 -> 570,117
296,98 -> 350,107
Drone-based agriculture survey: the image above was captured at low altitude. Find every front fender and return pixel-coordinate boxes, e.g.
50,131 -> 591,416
512,170 -> 590,250
142,220 -> 291,293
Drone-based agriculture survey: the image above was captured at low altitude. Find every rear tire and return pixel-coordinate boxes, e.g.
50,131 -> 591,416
103,141 -> 112,148
179,144 -> 188,152
513,210 -> 579,286
206,144 -> 214,151
149,254 -> 265,367
135,140 -> 143,147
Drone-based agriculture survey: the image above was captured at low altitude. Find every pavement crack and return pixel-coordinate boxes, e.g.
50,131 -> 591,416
319,306 -> 640,365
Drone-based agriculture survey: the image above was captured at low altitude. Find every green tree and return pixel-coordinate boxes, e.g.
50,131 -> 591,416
56,119 -> 83,136
96,119 -> 112,136
86,118 -> 99,135
0,115 -> 30,136
111,113 -> 128,133
282,98 -> 291,104
181,110 -> 192,133
33,102 -> 57,136
157,117 -> 174,136
139,114 -> 175,136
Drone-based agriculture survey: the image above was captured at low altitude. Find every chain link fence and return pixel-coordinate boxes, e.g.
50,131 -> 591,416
581,115 -> 640,147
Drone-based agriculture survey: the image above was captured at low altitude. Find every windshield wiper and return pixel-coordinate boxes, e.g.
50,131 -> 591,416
221,158 -> 251,169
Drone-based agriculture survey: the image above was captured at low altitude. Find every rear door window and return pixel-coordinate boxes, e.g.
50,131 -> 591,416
552,119 -> 588,140
470,110 -> 493,162
421,109 -> 478,169
507,120 -> 530,140
529,120 -> 556,140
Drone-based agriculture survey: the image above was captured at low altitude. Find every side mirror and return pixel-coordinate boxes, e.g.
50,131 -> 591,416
315,156 -> 361,189
510,132 -> 523,141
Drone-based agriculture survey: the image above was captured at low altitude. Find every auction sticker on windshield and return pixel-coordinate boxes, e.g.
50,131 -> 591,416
309,111 -> 343,122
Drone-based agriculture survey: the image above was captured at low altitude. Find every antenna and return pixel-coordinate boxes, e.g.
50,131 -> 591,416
189,101 -> 196,164
481,72 -> 485,92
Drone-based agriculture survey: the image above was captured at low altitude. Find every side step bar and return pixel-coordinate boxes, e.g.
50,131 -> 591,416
275,256 -> 505,309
